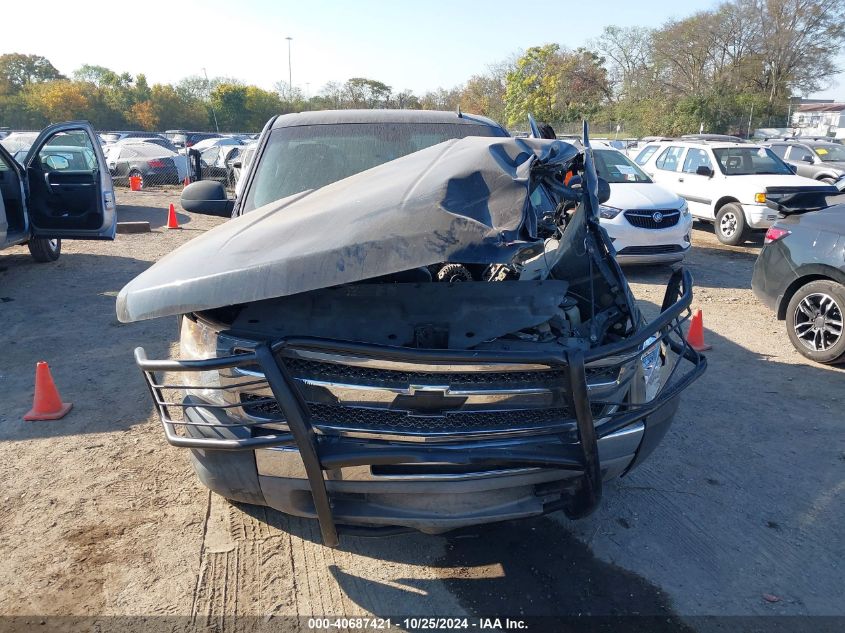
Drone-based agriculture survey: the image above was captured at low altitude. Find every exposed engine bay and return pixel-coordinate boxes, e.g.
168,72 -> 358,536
124,128 -> 706,545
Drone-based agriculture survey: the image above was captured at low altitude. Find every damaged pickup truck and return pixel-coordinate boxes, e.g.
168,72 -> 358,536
117,110 -> 706,547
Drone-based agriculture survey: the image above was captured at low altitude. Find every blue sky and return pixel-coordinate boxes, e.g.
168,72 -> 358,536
3,0 -> 842,100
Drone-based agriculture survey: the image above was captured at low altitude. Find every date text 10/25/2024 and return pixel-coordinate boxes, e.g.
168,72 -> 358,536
307,618 -> 529,630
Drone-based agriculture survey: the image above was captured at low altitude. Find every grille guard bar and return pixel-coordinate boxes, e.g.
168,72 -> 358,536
135,268 -> 705,546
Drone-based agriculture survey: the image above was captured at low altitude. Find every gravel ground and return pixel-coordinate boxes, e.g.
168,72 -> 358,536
0,189 -> 842,630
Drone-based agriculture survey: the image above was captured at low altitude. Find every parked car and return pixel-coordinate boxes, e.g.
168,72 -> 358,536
115,110 -> 705,546
763,139 -> 845,185
593,147 -> 692,264
106,143 -> 182,187
0,131 -> 40,155
190,136 -> 243,153
752,202 -> 845,364
110,136 -> 181,154
164,130 -> 222,148
232,141 -> 258,196
100,130 -> 165,144
0,121 -> 116,262
199,144 -> 243,186
634,140 -> 835,245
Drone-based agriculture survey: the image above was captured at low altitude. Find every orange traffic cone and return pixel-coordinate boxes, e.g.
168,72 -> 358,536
166,203 -> 181,230
686,309 -> 712,352
24,361 -> 73,421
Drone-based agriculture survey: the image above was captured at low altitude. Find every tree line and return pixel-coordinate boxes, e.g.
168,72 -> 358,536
1,0 -> 842,136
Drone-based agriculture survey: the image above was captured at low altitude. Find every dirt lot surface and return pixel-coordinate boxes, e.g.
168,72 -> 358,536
1,189 -> 842,630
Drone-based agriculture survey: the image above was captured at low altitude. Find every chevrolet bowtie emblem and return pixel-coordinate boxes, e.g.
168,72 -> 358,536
391,385 -> 467,413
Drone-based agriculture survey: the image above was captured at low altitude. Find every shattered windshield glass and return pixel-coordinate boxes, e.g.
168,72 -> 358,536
242,123 -> 506,212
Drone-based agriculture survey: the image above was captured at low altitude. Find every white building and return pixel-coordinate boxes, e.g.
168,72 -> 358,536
790,102 -> 845,138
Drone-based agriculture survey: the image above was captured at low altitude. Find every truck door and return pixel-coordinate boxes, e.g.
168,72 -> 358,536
25,121 -> 116,240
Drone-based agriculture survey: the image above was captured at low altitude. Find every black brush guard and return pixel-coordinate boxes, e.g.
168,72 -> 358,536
135,269 -> 705,547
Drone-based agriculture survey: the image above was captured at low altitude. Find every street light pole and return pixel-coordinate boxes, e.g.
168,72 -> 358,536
202,67 -> 220,133
285,36 -> 293,100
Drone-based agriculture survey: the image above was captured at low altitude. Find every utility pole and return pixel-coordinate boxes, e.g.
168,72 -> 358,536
747,103 -> 754,139
202,67 -> 219,133
285,37 -> 293,100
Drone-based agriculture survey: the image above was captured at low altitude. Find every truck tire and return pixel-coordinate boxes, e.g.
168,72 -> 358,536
715,203 -> 749,245
27,238 -> 61,262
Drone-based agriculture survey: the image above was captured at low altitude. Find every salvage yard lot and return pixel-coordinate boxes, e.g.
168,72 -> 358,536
0,189 -> 842,626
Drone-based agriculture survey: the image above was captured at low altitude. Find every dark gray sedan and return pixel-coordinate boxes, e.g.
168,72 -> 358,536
752,204 -> 845,363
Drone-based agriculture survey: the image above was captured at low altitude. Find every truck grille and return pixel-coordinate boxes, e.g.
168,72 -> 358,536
624,209 -> 680,229
230,352 -> 624,439
283,357 -> 567,387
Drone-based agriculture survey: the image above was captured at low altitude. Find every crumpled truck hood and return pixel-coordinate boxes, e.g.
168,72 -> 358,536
116,136 -> 579,322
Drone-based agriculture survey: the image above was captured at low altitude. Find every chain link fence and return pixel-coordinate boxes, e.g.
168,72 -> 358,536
101,133 -> 257,192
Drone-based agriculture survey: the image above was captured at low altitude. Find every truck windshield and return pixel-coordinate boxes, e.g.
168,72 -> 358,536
241,122 -> 506,213
712,147 -> 793,176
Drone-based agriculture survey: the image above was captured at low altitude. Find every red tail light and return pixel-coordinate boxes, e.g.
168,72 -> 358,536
147,159 -> 165,168
764,226 -> 791,244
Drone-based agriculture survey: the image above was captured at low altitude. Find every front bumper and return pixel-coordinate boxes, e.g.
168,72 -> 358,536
742,203 -> 780,229
135,269 -> 705,546
603,212 -> 692,264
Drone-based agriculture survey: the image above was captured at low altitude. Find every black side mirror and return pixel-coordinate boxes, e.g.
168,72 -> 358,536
597,177 -> 611,204
696,165 -> 714,177
801,154 -> 815,163
181,180 -> 234,217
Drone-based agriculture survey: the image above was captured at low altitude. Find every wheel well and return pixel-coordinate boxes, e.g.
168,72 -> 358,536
778,274 -> 835,319
815,174 -> 836,181
713,196 -> 740,213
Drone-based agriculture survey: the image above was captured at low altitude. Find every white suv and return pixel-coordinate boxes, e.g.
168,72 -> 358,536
634,140 -> 827,245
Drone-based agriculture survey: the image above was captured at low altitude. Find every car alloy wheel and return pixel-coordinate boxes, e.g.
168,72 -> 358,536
719,211 -> 738,237
792,292 -> 843,352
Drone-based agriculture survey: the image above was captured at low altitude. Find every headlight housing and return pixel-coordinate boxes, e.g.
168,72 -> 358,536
680,200 -> 690,217
640,335 -> 666,402
599,204 -> 623,219
180,315 -> 227,404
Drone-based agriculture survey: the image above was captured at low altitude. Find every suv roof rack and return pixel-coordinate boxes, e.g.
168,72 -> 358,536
760,136 -> 840,143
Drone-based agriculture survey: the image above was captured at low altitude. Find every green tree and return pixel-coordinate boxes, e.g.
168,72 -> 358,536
210,83 -> 248,130
504,44 -> 609,127
344,78 -> 392,108
244,85 -> 284,129
147,84 -> 208,130
504,44 -> 564,126
0,53 -> 64,94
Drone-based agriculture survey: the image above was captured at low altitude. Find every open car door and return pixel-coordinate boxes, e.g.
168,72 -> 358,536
24,121 -> 116,240
0,144 -> 17,246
